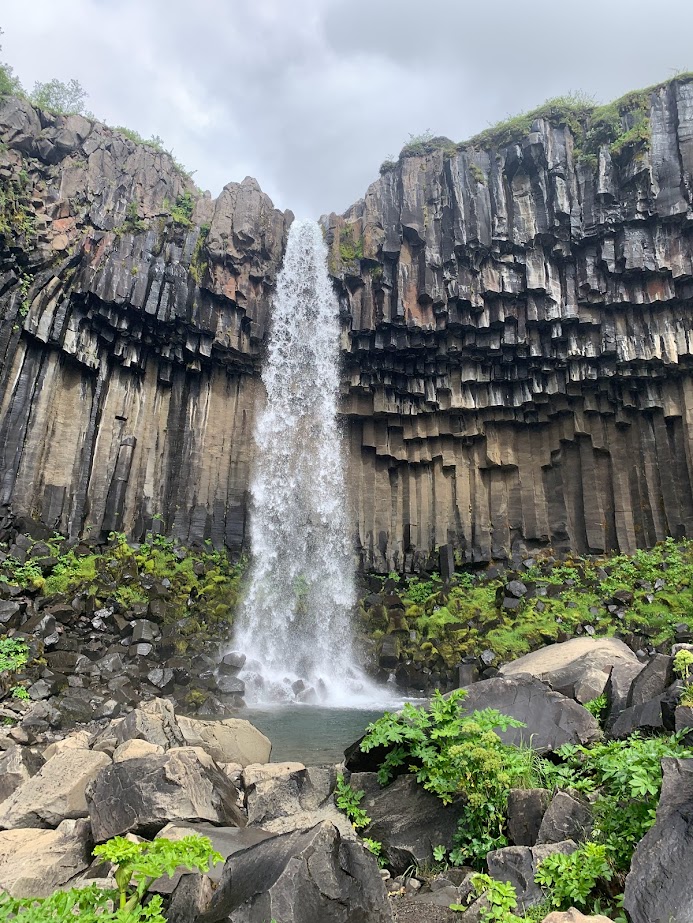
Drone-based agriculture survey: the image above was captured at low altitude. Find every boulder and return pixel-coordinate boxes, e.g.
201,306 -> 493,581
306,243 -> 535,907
242,761 -> 306,788
360,774 -> 464,874
113,739 -> 165,762
604,660 -> 645,729
457,676 -> 601,752
86,746 -> 246,841
537,791 -> 592,844
624,757 -> 693,922
0,747 -> 44,802
196,821 -> 393,923
486,840 -> 578,911
500,637 -> 638,704
110,697 -> 184,750
628,654 -> 674,707
0,818 -> 93,897
177,715 -> 271,766
506,788 -> 551,847
245,765 -> 337,827
0,749 -> 110,829
151,820 -> 273,893
42,730 -> 93,760
610,683 -> 680,738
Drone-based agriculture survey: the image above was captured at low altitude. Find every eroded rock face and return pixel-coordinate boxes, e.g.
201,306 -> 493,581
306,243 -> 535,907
4,83 -> 693,563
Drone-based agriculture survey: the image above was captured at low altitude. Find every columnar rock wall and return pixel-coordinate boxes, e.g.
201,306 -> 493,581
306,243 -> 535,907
3,82 -> 693,569
325,78 -> 693,570
0,97 -> 289,548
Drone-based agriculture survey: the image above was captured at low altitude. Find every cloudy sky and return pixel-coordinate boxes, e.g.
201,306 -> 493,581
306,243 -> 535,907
2,0 -> 693,217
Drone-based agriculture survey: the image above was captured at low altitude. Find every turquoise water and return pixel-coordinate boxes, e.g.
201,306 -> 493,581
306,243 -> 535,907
241,706 -> 389,764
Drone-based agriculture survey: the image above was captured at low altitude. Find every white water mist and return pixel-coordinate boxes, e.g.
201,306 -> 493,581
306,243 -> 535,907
233,219 -> 382,706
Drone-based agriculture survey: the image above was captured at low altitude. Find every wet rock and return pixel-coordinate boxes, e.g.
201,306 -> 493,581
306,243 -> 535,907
628,654 -> 674,707
86,747 -> 246,841
196,821 -> 393,923
457,676 -> 601,752
220,652 -> 246,674
360,774 -> 465,874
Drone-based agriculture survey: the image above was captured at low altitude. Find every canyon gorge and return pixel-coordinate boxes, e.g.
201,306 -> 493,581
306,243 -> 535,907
2,78 -> 693,571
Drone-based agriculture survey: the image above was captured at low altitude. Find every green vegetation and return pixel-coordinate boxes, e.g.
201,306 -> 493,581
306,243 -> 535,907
583,693 -> 608,724
29,78 -> 91,117
0,834 -> 221,922
469,163 -> 486,185
335,774 -> 371,829
359,688 -> 692,918
0,637 -> 28,674
0,531 -> 245,650
169,192 -> 195,228
338,225 -> 364,262
189,223 -> 210,284
361,690 -> 538,867
380,74 -> 693,175
365,538 -> 693,675
0,32 -> 21,98
0,171 -> 37,244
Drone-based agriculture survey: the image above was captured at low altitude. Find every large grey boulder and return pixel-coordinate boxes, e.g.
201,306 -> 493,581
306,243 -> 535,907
604,660 -> 645,729
197,821 -> 393,923
151,821 -> 272,894
624,757 -> 693,922
458,676 -> 601,752
177,715 -> 271,766
0,818 -> 92,896
86,746 -> 246,841
0,747 -> 44,802
628,654 -> 674,707
500,637 -> 638,704
360,774 -> 465,874
0,749 -> 110,829
486,840 -> 578,911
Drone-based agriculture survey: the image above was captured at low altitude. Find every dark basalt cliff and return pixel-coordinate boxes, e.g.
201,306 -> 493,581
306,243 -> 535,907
3,80 -> 693,570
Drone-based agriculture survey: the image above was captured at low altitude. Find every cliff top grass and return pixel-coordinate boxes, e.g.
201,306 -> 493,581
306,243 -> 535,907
381,71 -> 693,175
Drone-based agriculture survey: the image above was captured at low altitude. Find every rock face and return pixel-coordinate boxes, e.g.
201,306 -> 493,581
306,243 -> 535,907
0,818 -> 93,897
4,81 -> 693,563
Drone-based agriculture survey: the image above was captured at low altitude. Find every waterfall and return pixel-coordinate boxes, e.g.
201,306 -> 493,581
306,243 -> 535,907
233,219 -> 381,706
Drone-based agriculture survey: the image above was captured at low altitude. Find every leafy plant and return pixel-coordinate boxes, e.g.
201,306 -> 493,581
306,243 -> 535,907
334,774 -> 371,829
450,873 -> 522,922
360,690 -> 539,867
93,835 -> 222,913
0,883 -> 163,923
0,638 -> 28,673
535,842 -> 612,910
11,685 -> 29,701
29,78 -> 91,117
583,693 -> 607,723
363,838 -> 385,867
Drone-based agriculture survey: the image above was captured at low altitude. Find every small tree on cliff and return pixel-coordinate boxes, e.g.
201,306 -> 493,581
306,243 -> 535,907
0,30 -> 22,97
30,77 -> 92,116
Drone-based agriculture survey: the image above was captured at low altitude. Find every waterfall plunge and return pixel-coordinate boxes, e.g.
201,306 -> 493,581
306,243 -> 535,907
234,219 -> 386,707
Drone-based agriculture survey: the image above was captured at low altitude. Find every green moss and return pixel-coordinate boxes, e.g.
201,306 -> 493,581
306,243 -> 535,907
469,163 -> 485,185
170,192 -> 195,228
189,223 -> 210,284
338,225 -> 364,262
0,169 -> 36,243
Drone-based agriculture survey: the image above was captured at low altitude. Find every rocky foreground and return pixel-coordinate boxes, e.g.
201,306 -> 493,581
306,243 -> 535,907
0,627 -> 691,921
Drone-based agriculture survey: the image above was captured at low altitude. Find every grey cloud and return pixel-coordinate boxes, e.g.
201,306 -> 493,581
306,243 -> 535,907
2,0 -> 693,217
